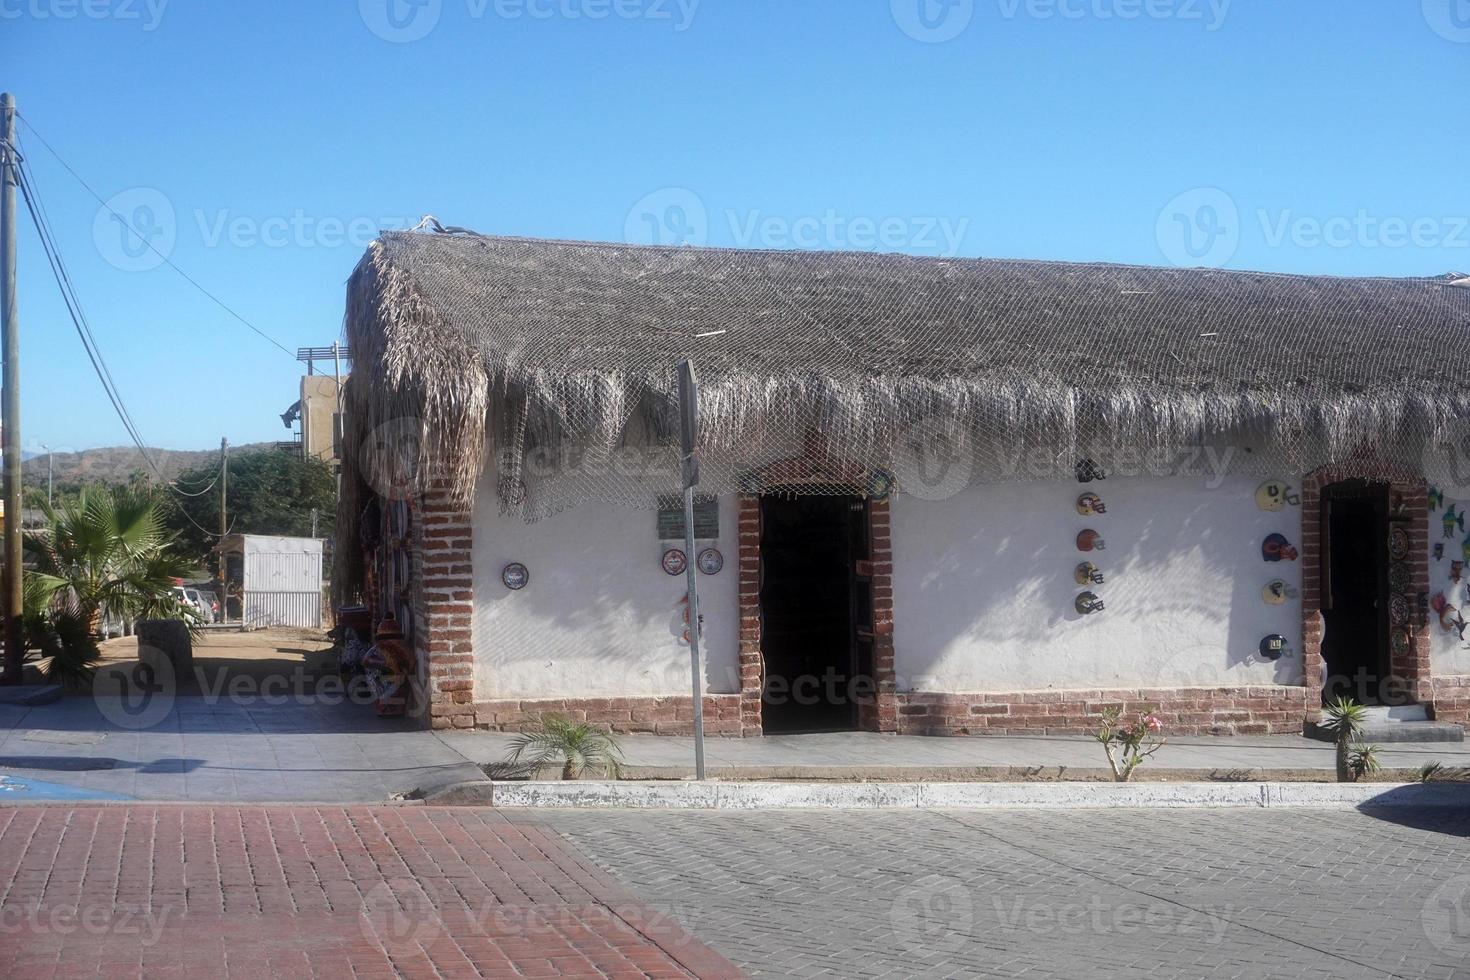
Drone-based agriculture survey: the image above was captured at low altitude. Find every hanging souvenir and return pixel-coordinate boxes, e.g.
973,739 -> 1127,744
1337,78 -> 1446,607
1435,543 -> 1445,562
1390,593 -> 1412,625
1258,634 -> 1289,661
1389,562 -> 1414,594
1429,487 -> 1445,511
1261,533 -> 1298,562
865,469 -> 895,501
1076,492 -> 1106,516
1254,480 -> 1300,511
1074,591 -> 1105,615
1445,506 -> 1465,539
1261,580 -> 1298,604
661,549 -> 688,576
1456,612 -> 1469,643
1076,529 -> 1105,552
1461,536 -> 1470,564
1454,561 -> 1465,585
697,548 -> 724,575
501,562 -> 529,590
1075,458 -> 1106,483
1388,526 -> 1410,562
1074,562 -> 1104,585
1432,592 -> 1459,632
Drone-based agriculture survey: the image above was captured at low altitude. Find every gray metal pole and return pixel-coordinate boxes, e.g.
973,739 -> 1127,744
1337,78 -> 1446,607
0,93 -> 22,685
45,448 -> 51,508
676,360 -> 706,779
217,437 -> 228,622
682,485 -> 706,780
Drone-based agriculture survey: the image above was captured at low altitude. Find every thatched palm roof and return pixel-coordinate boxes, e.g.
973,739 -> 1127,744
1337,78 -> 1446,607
341,230 -> 1470,519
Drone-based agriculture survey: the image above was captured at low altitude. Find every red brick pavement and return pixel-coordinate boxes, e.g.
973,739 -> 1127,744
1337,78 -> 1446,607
0,806 -> 742,979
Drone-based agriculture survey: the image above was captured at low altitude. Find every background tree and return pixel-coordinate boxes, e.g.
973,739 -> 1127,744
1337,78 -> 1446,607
164,450 -> 336,568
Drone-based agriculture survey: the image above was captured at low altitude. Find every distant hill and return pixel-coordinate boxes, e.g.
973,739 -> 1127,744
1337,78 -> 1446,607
22,443 -> 276,490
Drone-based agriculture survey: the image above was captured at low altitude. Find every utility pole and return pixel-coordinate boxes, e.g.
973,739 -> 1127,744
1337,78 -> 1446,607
217,437 -> 228,622
40,442 -> 50,508
0,94 -> 22,686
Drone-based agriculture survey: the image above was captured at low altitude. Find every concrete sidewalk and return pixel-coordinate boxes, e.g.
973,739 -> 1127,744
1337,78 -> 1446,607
443,728 -> 1470,781
2,694 -> 1469,803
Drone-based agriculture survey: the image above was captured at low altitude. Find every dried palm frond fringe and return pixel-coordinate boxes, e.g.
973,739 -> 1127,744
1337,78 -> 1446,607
333,231 -> 1470,601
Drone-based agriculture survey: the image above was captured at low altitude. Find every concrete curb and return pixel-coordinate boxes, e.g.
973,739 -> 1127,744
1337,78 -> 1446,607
473,780 -> 1470,809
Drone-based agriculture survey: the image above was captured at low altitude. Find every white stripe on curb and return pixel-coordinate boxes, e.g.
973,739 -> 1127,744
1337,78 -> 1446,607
476,781 -> 1470,809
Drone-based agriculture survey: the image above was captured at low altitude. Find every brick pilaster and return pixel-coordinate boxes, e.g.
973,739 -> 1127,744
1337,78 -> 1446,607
415,481 -> 475,730
736,495 -> 764,735
867,497 -> 897,733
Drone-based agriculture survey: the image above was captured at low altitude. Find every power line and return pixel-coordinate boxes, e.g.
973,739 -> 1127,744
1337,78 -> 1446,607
10,136 -> 164,480
14,111 -> 296,359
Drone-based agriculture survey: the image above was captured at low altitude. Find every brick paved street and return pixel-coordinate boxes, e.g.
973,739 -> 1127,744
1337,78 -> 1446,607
0,806 -> 738,978
527,807 -> 1470,979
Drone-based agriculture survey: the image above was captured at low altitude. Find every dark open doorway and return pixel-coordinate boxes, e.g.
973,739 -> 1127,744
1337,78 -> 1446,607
759,491 -> 872,733
1319,480 -> 1393,705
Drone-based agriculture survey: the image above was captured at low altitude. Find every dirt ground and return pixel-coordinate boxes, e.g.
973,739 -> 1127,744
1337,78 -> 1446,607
97,627 -> 338,692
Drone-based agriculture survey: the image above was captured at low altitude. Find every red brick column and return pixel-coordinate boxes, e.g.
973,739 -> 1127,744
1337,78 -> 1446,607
416,482 -> 475,730
737,496 -> 764,735
868,497 -> 898,733
1299,464 -> 1429,723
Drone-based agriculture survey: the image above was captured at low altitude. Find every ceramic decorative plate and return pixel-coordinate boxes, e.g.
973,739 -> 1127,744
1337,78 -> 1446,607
661,549 -> 688,576
1389,561 -> 1413,594
502,562 -> 529,591
1391,628 -> 1410,657
1388,525 -> 1410,562
1389,593 -> 1411,625
697,548 -> 724,575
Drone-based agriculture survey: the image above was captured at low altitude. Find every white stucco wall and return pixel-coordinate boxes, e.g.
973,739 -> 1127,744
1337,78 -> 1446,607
472,493 -> 741,699
890,476 -> 1304,692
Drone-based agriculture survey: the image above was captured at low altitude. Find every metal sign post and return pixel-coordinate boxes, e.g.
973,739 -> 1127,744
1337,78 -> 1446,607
677,360 -> 707,780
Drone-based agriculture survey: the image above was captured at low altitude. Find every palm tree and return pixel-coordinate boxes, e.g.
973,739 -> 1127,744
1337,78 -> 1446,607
24,485 -> 195,643
1322,696 -> 1370,783
507,716 -> 624,780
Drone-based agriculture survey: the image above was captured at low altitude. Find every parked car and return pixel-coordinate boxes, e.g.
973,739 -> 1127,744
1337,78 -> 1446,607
187,588 -> 220,624
172,585 -> 206,623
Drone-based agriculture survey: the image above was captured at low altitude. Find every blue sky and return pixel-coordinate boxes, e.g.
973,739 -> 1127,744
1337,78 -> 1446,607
5,0 -> 1468,453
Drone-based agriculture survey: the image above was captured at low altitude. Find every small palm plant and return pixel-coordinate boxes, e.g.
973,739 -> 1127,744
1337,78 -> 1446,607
1321,697 -> 1374,783
1349,743 -> 1381,782
506,716 -> 624,780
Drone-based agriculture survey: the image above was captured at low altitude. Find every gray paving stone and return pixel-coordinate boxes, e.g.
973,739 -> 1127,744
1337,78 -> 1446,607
524,806 -> 1470,979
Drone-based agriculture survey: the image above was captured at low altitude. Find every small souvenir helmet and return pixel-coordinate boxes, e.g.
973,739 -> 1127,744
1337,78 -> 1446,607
1258,634 -> 1290,661
1074,561 -> 1104,585
1076,492 -> 1106,516
1261,533 -> 1298,562
1261,579 -> 1297,605
1075,591 -> 1105,615
1075,458 -> 1106,483
1255,480 -> 1299,512
1076,529 -> 1105,552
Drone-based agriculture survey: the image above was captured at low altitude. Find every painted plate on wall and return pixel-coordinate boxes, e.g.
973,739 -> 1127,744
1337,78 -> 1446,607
1388,526 -> 1410,562
1391,628 -> 1410,658
661,549 -> 688,576
1389,561 -> 1413,594
1389,593 -> 1411,625
697,548 -> 724,575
